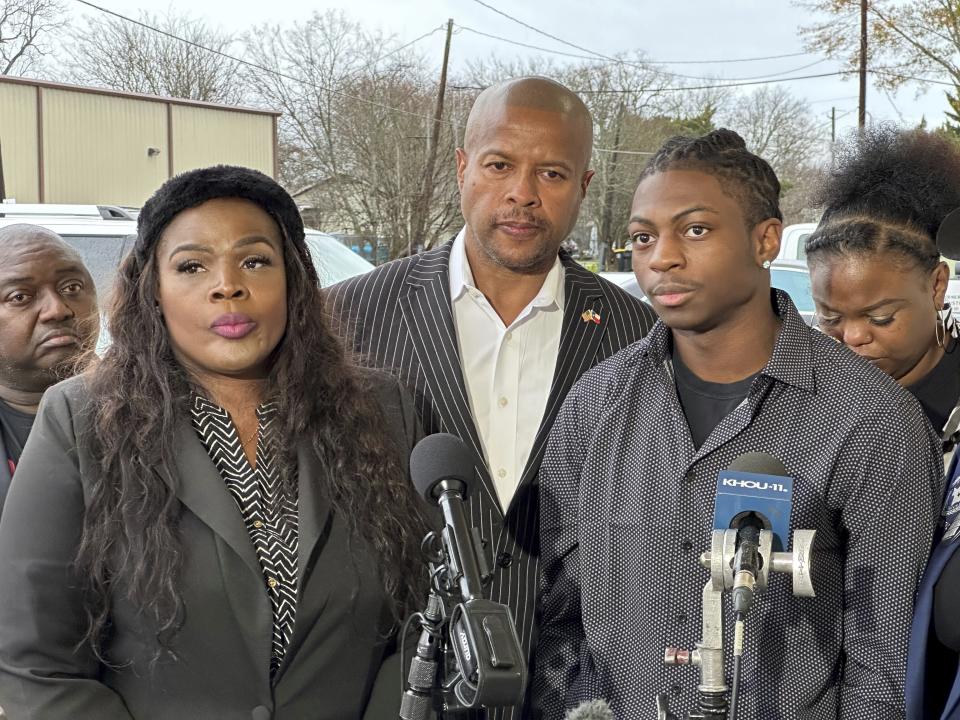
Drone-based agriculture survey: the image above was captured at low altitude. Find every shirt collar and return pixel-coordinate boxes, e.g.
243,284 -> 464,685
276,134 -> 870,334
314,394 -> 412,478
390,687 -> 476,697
646,288 -> 816,393
448,225 -> 565,311
191,393 -> 277,417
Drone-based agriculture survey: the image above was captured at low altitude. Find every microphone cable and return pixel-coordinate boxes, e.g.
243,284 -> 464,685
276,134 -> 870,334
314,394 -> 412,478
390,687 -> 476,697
729,611 -> 745,720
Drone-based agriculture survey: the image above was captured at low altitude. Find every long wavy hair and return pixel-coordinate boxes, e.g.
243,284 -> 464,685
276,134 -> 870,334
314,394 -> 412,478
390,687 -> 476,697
76,176 -> 428,659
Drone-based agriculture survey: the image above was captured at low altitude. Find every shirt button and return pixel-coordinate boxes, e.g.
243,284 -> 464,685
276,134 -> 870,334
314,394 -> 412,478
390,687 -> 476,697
675,612 -> 687,625
253,520 -> 264,529
680,539 -> 693,553
498,396 -> 508,408
267,577 -> 278,589
496,552 -> 513,568
505,332 -> 513,342
671,684 -> 682,697
497,468 -> 507,479
683,471 -> 696,483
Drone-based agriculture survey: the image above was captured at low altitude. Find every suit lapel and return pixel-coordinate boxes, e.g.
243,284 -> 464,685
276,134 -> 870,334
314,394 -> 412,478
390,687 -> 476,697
514,257 -> 608,496
295,441 -> 334,582
170,419 -> 261,578
399,244 -> 499,507
168,419 -> 272,676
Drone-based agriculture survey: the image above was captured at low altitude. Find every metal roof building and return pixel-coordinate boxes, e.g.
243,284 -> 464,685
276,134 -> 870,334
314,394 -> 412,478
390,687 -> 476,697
0,76 -> 279,207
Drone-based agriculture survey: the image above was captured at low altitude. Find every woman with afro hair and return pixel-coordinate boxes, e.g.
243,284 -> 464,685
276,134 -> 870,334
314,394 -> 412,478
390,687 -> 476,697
805,127 -> 960,719
0,165 -> 428,719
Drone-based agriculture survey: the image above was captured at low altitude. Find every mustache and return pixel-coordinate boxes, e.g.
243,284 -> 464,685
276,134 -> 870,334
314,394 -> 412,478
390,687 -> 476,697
490,211 -> 549,229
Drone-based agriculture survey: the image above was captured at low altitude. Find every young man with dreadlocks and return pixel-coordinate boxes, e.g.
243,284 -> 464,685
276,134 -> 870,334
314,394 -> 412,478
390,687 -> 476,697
532,129 -> 944,719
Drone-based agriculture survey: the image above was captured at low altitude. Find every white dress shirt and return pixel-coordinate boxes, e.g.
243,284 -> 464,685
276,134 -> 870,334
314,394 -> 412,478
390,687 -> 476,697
449,227 -> 565,510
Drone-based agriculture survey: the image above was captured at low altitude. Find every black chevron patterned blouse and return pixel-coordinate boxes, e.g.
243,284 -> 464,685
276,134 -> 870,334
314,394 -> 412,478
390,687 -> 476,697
190,395 -> 299,678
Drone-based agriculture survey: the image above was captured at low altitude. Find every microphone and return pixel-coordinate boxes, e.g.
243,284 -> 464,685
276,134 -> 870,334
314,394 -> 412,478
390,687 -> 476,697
565,699 -> 614,720
713,453 -> 793,616
409,433 -> 527,710
411,432 -> 486,601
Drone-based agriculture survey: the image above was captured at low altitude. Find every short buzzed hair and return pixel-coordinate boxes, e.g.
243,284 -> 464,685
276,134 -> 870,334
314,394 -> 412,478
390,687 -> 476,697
463,76 -> 594,170
0,224 -> 81,262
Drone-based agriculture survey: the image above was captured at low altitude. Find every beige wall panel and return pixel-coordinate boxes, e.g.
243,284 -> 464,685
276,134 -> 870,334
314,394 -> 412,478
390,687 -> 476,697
171,106 -> 273,177
42,89 -> 168,206
0,83 -> 39,202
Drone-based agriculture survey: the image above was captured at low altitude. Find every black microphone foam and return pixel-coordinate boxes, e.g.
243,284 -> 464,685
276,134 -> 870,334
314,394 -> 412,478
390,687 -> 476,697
938,207 -> 960,260
410,432 -> 476,502
727,452 -> 788,477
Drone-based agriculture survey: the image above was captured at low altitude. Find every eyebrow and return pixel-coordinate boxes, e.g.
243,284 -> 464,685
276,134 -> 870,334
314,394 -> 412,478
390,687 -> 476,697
818,298 -> 907,313
629,205 -> 721,225
483,149 -> 574,173
0,264 -> 87,286
167,235 -> 277,261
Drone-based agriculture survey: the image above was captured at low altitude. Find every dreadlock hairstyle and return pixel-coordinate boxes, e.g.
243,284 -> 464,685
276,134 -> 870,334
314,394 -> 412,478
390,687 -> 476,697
805,125 -> 960,273
638,128 -> 783,227
77,165 -> 428,660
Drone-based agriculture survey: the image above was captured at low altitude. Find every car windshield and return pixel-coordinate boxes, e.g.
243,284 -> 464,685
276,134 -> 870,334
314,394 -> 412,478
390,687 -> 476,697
771,267 -> 814,313
305,232 -> 374,286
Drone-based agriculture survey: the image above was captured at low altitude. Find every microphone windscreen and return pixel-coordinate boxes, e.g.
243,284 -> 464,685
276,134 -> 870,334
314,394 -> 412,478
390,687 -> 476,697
727,452 -> 788,477
938,207 -> 960,260
565,699 -> 614,720
409,432 -> 476,501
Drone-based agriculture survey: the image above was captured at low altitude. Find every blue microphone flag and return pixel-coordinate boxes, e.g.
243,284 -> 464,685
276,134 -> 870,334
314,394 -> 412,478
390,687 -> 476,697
713,469 -> 793,551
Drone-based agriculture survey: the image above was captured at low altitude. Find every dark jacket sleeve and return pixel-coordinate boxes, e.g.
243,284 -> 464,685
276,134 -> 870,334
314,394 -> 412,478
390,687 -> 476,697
0,380 -> 134,719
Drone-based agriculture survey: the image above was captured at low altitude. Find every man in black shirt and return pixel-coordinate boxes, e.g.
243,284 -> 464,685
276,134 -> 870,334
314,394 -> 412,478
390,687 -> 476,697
0,224 -> 98,514
534,130 -> 944,718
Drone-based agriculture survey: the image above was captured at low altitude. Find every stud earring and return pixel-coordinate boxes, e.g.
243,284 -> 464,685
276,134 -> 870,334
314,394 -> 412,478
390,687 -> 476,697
762,260 -> 772,269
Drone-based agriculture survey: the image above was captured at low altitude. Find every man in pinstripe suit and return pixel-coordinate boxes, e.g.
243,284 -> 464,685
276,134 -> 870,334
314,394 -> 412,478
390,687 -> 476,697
326,76 -> 656,719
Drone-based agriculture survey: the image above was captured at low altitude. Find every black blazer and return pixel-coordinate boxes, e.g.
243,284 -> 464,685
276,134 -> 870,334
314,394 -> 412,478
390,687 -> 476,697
326,241 -> 656,719
0,372 -> 419,720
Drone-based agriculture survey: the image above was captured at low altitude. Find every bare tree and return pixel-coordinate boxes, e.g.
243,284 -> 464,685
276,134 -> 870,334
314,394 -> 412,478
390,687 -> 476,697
719,86 -> 827,223
1,0 -> 65,75
65,9 -> 243,103
798,0 -> 960,133
245,11 -> 465,259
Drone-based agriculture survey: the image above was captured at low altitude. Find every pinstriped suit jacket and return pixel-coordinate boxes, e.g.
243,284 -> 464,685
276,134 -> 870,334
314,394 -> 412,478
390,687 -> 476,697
325,239 -> 656,719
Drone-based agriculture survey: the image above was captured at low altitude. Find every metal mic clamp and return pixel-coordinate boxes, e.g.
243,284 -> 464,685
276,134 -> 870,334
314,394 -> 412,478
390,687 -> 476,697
701,528 -> 817,598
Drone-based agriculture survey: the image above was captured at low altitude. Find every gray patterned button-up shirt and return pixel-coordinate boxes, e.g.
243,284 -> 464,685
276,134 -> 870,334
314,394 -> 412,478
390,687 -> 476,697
534,291 -> 944,719
191,396 -> 299,679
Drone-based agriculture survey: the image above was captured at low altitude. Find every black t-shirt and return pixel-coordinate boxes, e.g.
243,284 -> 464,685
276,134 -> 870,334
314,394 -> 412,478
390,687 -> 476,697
0,399 -> 36,467
672,351 -> 757,449
908,345 -> 960,433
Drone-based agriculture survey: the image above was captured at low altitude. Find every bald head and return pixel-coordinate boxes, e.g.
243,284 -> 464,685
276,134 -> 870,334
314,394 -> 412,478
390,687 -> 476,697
0,224 -> 82,264
463,76 -> 593,170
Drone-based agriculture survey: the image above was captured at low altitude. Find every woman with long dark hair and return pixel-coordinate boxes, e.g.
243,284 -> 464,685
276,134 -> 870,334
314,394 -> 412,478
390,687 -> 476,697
0,165 -> 427,719
804,127 -> 960,719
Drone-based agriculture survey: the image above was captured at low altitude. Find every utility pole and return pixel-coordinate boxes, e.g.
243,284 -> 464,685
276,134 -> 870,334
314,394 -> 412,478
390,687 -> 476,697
599,103 -> 625,270
858,0 -> 868,129
410,18 -> 454,256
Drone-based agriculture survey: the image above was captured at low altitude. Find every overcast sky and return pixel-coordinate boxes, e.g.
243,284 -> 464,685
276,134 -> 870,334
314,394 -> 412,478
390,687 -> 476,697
69,0 -> 950,140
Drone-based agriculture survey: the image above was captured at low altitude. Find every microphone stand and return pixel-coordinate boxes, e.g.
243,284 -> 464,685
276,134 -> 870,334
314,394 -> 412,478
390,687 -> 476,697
659,528 -> 817,719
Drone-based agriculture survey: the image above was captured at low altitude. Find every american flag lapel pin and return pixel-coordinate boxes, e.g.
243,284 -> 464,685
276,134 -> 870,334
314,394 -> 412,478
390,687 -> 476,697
580,309 -> 602,325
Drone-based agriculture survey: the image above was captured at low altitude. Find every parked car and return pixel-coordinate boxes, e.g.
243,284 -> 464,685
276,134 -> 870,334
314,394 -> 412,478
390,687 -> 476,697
600,259 -> 817,326
777,222 -> 818,262
0,203 -> 375,352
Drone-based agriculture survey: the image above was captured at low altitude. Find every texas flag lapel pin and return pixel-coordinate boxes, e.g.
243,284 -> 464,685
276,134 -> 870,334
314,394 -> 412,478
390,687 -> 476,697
580,309 -> 602,325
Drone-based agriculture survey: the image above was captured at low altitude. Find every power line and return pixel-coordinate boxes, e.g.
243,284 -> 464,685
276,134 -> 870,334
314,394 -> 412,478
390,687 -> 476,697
457,25 -> 829,82
71,0 -> 454,125
453,70 -> 849,94
469,0 -> 812,65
